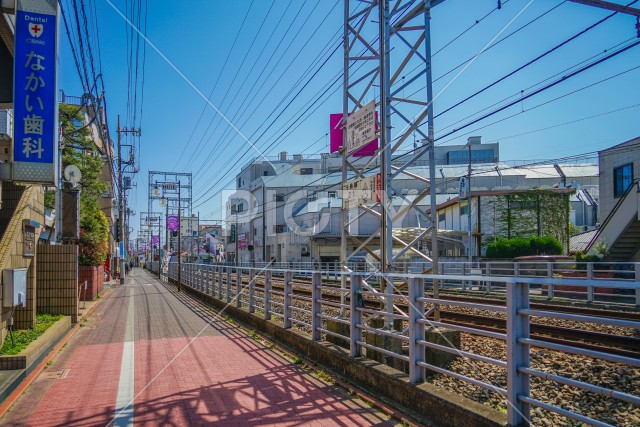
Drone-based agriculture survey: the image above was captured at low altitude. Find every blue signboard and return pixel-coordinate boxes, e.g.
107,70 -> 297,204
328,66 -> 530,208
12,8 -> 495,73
12,0 -> 58,184
120,241 -> 125,259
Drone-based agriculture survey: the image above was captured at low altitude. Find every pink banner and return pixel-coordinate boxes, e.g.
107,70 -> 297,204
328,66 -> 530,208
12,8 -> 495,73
330,113 -> 379,157
167,216 -> 179,231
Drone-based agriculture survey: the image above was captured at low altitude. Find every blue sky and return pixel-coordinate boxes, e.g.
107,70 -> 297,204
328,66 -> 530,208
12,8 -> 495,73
57,0 -> 640,228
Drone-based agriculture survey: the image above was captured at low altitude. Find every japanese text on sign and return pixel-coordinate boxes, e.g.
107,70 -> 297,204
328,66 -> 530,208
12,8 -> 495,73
342,173 -> 381,209
13,0 -> 58,184
346,101 -> 377,155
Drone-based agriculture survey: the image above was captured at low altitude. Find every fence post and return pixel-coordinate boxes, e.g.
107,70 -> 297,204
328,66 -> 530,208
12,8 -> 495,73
226,269 -> 232,303
636,264 -> 640,306
546,263 -> 554,299
249,269 -> 255,313
284,270 -> 292,328
218,267 -> 223,300
409,276 -> 425,383
350,274 -> 363,357
236,268 -> 242,308
311,272 -> 322,342
587,263 -> 594,303
214,266 -> 219,297
264,270 -> 272,320
506,279 -> 531,426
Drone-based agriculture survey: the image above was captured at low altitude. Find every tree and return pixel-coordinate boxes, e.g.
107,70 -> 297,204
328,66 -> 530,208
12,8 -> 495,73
46,104 -> 110,266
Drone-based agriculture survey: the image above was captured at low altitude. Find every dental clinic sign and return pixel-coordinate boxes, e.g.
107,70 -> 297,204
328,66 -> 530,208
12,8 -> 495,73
12,0 -> 59,185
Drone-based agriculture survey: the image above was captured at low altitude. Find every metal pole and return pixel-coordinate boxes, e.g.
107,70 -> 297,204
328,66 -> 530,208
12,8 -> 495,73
468,140 -> 473,265
117,115 -> 125,284
165,201 -> 169,260
177,182 -> 182,292
425,1 -> 440,320
380,0 -> 394,328
235,213 -> 238,266
55,124 -> 63,242
262,185 -> 266,264
379,0 -> 392,274
340,0 -> 349,317
158,216 -> 161,279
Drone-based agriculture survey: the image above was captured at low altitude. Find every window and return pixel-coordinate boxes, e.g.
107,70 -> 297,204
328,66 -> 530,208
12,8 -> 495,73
447,149 -> 496,165
300,167 -> 313,175
509,201 -> 536,210
307,190 -> 316,201
275,193 -> 284,202
438,213 -> 446,222
614,163 -> 633,198
263,171 -> 269,176
328,191 -> 337,198
275,224 -> 286,233
460,204 -> 469,216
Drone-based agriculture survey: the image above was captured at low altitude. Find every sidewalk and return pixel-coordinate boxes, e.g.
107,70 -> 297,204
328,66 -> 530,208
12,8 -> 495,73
0,268 -> 402,426
0,281 -> 112,410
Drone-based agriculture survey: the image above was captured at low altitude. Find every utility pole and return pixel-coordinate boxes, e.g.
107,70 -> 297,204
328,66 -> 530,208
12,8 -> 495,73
262,186 -> 266,265
177,182 -> 182,292
117,116 -> 124,284
116,115 -> 141,284
467,139 -> 473,266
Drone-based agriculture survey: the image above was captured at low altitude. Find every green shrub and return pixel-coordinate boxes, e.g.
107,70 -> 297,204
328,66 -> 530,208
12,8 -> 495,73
574,251 -> 601,270
486,236 -> 563,258
0,314 -> 64,355
529,236 -> 563,255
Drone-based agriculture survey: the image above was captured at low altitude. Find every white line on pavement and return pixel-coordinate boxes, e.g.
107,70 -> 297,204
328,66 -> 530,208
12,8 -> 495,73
113,284 -> 135,426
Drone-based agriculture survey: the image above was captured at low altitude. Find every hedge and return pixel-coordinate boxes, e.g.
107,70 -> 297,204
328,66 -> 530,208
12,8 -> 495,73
486,236 -> 563,259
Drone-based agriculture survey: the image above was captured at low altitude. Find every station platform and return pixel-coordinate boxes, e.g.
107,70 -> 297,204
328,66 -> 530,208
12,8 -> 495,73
0,269 -> 400,426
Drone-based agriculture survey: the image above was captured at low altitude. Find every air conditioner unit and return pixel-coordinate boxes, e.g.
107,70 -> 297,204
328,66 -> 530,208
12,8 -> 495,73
0,110 -> 12,142
301,246 -> 310,254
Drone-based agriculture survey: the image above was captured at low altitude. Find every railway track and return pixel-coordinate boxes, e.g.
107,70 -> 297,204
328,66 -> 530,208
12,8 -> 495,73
187,272 -> 640,359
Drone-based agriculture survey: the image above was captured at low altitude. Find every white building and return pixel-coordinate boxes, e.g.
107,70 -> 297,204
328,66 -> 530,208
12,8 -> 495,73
224,139 -> 600,264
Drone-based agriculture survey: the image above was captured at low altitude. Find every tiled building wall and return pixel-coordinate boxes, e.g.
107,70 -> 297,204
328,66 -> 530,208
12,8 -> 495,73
0,183 -> 46,333
36,245 -> 79,323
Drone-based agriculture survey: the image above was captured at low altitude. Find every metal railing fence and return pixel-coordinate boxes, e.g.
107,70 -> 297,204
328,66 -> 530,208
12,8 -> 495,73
160,263 -> 640,427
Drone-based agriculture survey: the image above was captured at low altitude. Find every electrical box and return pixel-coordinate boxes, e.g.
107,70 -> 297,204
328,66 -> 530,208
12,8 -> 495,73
3,268 -> 27,308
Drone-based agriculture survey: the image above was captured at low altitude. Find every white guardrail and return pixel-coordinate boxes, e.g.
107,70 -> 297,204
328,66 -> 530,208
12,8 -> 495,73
153,263 -> 640,427
179,260 -> 640,306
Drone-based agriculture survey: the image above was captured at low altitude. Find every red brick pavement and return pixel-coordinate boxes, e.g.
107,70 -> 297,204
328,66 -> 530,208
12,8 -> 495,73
0,269 -> 399,426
